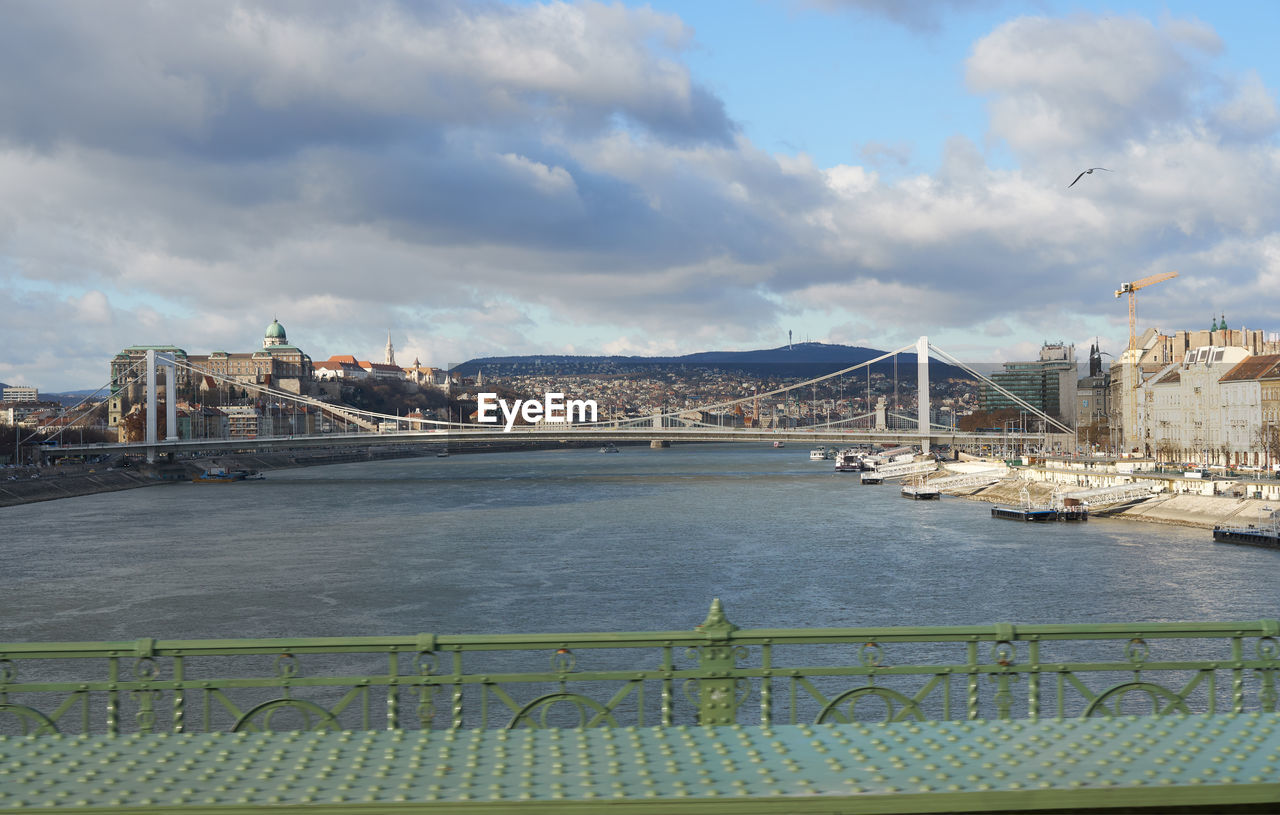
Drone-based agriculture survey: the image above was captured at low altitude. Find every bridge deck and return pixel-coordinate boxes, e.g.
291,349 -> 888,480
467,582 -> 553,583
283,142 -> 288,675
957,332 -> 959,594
4,713 -> 1279,813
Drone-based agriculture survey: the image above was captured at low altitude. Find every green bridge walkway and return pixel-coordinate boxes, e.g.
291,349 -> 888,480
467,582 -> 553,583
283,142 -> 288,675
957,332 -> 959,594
4,601 -> 1280,813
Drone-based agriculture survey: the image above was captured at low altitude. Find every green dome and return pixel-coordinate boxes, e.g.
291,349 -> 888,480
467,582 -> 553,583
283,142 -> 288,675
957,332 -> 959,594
265,319 -> 287,340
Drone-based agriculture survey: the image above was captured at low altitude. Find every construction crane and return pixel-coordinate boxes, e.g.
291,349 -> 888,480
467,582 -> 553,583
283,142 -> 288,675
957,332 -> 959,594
1115,271 -> 1178,352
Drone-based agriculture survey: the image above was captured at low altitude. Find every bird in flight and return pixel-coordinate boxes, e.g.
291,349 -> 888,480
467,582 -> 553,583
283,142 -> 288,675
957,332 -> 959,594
1068,167 -> 1111,188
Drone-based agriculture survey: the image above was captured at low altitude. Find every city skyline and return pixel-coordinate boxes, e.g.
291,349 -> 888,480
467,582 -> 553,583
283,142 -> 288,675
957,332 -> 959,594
4,0 -> 1280,391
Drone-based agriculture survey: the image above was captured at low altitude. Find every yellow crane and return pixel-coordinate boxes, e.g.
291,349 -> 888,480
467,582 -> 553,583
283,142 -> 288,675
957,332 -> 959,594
1115,271 -> 1178,352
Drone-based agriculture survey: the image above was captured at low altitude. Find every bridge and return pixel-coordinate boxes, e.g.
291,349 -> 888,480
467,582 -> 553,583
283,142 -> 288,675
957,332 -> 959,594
3,601 -> 1280,812
35,337 -> 1075,464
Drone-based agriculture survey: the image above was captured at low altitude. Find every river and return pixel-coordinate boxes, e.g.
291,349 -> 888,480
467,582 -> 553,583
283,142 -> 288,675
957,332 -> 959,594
2,443 -> 1277,644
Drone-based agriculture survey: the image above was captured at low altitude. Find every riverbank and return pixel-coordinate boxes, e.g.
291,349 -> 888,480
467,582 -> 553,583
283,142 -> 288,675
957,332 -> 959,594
942,464 -> 1277,530
0,469 -> 157,507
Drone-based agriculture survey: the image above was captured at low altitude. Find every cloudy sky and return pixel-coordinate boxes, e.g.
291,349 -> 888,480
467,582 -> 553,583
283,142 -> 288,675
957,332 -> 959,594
3,0 -> 1280,391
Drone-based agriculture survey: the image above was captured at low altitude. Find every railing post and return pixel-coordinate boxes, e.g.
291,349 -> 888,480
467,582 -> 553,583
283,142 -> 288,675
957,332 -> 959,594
695,599 -> 742,725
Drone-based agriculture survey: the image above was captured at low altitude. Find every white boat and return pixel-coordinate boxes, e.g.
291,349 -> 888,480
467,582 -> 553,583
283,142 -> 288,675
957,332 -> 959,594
834,449 -> 865,472
599,443 -> 620,453
809,447 -> 829,461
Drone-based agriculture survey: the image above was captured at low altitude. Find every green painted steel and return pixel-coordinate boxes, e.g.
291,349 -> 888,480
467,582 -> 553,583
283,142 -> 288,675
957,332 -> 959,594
4,715 -> 1280,812
2,602 -> 1280,737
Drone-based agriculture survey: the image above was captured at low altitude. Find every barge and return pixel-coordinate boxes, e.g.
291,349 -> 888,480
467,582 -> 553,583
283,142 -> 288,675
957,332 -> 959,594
991,505 -> 1088,522
1213,509 -> 1279,548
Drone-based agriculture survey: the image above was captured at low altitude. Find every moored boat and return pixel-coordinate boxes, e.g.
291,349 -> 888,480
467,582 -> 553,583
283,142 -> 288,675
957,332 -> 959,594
192,467 -> 249,483
991,505 -> 1059,522
991,487 -> 1087,521
1214,508 -> 1279,548
900,476 -> 940,500
834,449 -> 865,472
1213,526 -> 1280,548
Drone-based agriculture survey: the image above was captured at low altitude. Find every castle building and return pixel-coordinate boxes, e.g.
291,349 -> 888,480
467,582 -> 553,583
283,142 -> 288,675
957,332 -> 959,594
186,320 -> 313,395
108,320 -> 313,429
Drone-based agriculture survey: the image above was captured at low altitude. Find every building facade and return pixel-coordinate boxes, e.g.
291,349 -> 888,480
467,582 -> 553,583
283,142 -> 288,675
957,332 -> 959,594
1076,343 -> 1110,449
186,320 -> 313,395
109,321 -> 314,428
980,342 -> 1077,426
1110,323 -> 1280,454
1218,354 -> 1280,468
2,386 -> 39,402
1143,346 -> 1252,464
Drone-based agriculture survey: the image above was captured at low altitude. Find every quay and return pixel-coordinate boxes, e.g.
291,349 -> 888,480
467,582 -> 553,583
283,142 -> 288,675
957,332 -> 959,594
5,602 -> 1280,812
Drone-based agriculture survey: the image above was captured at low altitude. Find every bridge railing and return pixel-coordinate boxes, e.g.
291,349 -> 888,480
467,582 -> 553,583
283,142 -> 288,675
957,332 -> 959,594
4,601 -> 1279,737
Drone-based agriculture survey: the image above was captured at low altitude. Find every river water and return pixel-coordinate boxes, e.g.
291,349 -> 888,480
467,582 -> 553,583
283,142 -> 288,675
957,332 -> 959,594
2,444 -> 1278,644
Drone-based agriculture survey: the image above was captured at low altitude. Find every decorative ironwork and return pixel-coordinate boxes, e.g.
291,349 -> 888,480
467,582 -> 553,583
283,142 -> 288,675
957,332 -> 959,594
132,656 -> 161,680
1125,637 -> 1150,664
505,692 -> 618,729
232,699 -> 341,732
1257,636 -> 1279,660
991,640 -> 1016,666
858,642 -> 885,667
415,650 -> 439,675
1084,681 -> 1191,717
2,603 -> 1279,736
550,648 -> 575,673
273,653 -> 300,678
0,703 -> 58,735
815,686 -> 924,723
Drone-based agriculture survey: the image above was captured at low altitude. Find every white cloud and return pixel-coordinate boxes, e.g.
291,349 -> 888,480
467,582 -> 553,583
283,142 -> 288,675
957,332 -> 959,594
497,153 -> 578,196
3,4 -> 1280,391
967,15 -> 1217,156
1212,71 -> 1280,141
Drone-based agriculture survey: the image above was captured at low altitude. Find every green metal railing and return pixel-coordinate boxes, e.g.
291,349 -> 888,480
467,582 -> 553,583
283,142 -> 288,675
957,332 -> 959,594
3,601 -> 1279,737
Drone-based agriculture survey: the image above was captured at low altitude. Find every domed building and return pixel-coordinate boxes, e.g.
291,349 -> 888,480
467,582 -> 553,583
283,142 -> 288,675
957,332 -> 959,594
107,319 -> 316,435
181,319 -> 313,395
264,319 -> 288,347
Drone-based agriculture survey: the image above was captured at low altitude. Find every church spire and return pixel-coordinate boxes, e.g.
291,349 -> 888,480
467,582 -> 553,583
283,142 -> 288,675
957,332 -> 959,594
385,331 -> 396,367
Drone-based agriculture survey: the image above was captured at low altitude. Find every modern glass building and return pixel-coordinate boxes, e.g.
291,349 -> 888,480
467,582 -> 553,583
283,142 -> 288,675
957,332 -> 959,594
979,343 -> 1078,424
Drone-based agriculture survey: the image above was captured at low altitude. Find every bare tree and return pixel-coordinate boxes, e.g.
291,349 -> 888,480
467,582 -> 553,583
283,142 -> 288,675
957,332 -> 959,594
1256,424 -> 1280,470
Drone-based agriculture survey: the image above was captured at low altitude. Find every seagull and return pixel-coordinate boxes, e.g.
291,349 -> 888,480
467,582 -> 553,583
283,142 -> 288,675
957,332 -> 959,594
1068,167 -> 1111,188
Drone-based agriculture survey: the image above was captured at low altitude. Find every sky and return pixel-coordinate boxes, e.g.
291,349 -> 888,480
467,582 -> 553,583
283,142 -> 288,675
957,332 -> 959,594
3,0 -> 1280,391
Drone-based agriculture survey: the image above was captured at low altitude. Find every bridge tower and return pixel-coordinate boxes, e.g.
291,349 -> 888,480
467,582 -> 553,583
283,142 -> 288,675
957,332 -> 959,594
917,336 -> 930,455
145,349 -> 179,463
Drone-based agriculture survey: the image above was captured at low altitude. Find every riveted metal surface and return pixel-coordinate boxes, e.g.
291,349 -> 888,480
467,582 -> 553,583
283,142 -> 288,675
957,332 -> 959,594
3,714 -> 1280,813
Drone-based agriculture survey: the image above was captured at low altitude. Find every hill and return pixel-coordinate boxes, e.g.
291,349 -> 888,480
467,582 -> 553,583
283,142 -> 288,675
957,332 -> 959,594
454,342 -> 974,381
42,389 -> 109,406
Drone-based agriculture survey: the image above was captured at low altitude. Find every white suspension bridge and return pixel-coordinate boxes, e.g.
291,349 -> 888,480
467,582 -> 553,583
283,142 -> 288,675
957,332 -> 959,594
36,337 -> 1077,463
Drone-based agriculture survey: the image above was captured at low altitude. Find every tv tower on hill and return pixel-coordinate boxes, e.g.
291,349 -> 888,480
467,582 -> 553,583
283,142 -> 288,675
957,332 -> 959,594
788,330 -> 793,351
